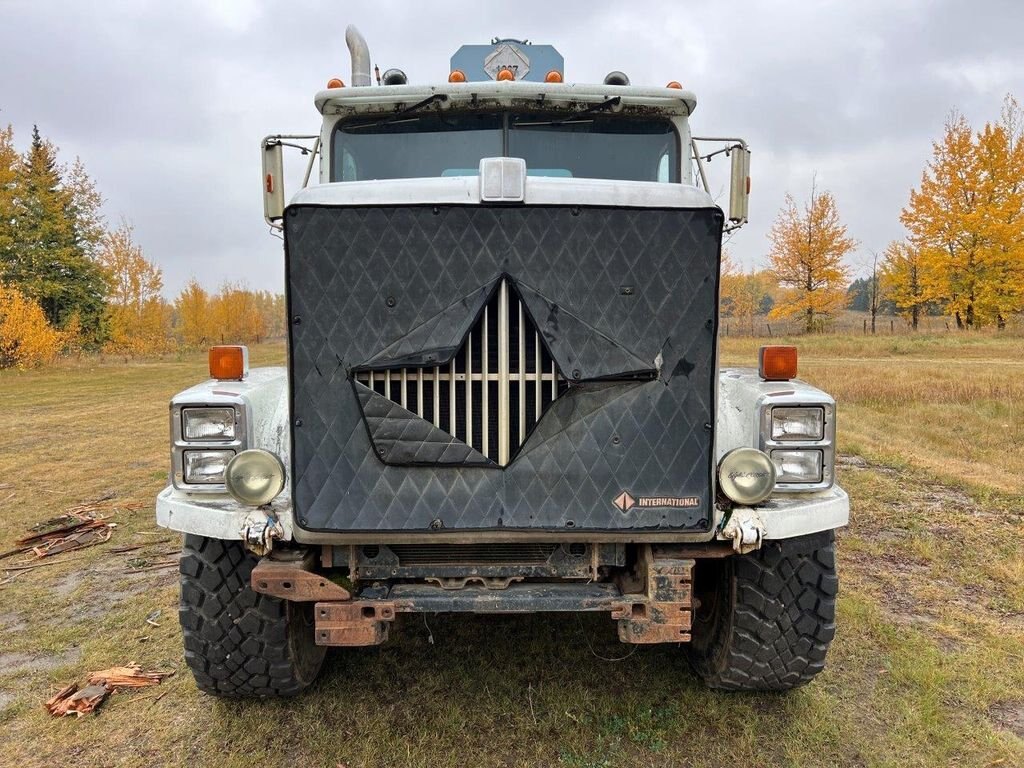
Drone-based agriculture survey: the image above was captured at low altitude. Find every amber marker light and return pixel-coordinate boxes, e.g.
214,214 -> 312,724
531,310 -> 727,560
496,68 -> 515,81
666,80 -> 683,89
758,345 -> 798,381
326,77 -> 345,88
545,70 -> 563,83
448,69 -> 467,83
209,345 -> 249,381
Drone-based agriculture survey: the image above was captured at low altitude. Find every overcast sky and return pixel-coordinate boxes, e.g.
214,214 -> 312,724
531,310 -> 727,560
2,0 -> 1022,296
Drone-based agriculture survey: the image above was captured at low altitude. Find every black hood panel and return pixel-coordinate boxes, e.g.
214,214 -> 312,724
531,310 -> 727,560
285,203 -> 723,533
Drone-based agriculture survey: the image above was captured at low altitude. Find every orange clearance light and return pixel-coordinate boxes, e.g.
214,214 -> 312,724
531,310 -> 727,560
326,77 -> 344,89
666,80 -> 683,89
496,68 -> 515,81
759,345 -> 798,381
209,345 -> 249,381
545,70 -> 563,83
448,69 -> 467,83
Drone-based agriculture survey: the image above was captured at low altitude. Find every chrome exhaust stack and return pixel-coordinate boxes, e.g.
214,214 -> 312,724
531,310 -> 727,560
345,25 -> 371,86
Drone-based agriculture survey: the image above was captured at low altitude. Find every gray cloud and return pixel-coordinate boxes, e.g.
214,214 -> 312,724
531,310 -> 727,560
1,0 -> 1021,293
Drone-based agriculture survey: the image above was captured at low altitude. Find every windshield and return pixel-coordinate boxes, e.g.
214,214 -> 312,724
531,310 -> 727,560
332,112 -> 678,183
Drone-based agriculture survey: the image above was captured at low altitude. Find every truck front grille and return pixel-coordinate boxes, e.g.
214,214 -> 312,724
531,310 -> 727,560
356,279 -> 567,465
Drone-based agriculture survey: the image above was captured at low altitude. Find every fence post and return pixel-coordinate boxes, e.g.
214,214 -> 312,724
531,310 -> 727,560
863,319 -> 867,335
766,323 -> 773,337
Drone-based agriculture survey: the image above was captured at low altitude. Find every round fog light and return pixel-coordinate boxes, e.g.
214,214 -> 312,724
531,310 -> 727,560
225,449 -> 286,506
718,448 -> 776,506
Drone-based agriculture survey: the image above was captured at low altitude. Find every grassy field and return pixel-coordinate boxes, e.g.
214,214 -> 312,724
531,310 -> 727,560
1,335 -> 1022,767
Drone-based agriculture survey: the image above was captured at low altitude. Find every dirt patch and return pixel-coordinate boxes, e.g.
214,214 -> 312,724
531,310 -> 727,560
0,612 -> 27,634
51,548 -> 178,601
838,454 -> 870,470
838,454 -> 899,476
0,691 -> 15,710
0,647 -> 81,676
989,701 -> 1024,739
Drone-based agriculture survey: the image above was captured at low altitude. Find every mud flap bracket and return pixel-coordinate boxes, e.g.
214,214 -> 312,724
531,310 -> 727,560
250,551 -> 351,602
613,545 -> 694,644
314,601 -> 396,646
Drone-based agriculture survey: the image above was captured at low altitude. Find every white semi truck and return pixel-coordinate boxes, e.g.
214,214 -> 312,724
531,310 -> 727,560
158,28 -> 848,696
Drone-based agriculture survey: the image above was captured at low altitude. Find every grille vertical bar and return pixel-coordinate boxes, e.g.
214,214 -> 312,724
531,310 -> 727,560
465,331 -> 472,448
517,299 -> 526,446
416,368 -> 424,418
357,278 -> 566,466
482,305 -> 489,458
498,280 -> 510,466
534,329 -> 542,421
448,357 -> 456,436
433,366 -> 440,427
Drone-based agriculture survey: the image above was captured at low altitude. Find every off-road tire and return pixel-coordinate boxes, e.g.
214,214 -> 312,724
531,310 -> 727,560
687,529 -> 837,691
179,534 -> 326,697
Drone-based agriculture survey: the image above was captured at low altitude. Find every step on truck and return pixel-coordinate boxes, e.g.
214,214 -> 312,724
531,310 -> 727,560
157,28 -> 849,696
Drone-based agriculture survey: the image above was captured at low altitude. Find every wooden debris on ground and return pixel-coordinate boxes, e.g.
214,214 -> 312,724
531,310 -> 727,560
0,498 -> 144,563
45,664 -> 174,718
88,664 -> 173,689
45,684 -> 110,717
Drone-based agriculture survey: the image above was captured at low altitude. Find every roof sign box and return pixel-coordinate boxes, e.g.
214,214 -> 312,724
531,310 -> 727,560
451,38 -> 564,82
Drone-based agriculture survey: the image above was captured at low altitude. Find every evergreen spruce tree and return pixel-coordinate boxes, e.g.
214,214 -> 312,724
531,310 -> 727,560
3,125 -> 108,345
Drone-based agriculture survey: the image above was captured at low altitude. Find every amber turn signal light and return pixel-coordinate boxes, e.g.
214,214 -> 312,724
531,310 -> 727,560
496,68 -> 515,81
448,69 -> 467,83
545,70 -> 563,83
666,80 -> 683,89
759,346 -> 798,381
209,345 -> 249,381
326,77 -> 344,88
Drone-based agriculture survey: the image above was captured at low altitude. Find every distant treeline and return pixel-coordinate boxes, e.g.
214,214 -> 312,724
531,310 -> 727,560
0,123 -> 285,368
722,93 -> 1024,334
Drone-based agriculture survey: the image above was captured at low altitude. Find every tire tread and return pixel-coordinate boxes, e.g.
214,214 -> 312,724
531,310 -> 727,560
179,534 -> 323,697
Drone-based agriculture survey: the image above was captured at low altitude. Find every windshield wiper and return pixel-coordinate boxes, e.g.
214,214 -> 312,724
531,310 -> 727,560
347,93 -> 449,131
520,96 -> 622,128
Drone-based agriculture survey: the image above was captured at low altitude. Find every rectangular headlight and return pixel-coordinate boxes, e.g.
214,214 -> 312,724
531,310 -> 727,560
771,406 -> 825,441
771,449 -> 823,483
182,407 -> 236,441
183,450 -> 234,484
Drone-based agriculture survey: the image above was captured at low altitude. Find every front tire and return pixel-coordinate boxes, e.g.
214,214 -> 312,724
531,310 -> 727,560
687,530 -> 838,691
179,534 -> 326,697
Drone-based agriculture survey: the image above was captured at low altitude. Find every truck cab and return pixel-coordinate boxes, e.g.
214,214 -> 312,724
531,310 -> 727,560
158,28 -> 848,697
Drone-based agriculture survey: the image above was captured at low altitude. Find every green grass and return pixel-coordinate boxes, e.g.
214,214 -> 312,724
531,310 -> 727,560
0,339 -> 1022,767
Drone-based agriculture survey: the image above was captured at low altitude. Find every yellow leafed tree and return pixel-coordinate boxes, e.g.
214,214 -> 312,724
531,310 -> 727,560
974,97 -> 1024,326
173,282 -> 285,348
879,240 -> 928,329
176,278 -> 211,347
901,98 -> 1024,328
208,283 -> 266,345
720,252 -> 771,334
98,221 -> 173,354
767,183 -> 854,332
0,281 -> 66,368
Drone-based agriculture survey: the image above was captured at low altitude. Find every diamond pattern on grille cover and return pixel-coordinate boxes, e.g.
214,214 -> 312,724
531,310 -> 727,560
362,278 -> 499,370
355,382 -> 494,466
515,279 -> 654,380
285,204 -> 723,533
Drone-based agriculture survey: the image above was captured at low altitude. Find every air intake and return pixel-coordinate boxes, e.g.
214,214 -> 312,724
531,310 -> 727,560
355,278 -> 567,466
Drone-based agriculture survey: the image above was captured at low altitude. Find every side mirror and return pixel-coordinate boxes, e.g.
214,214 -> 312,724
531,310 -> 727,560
728,145 -> 751,224
262,139 -> 285,226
